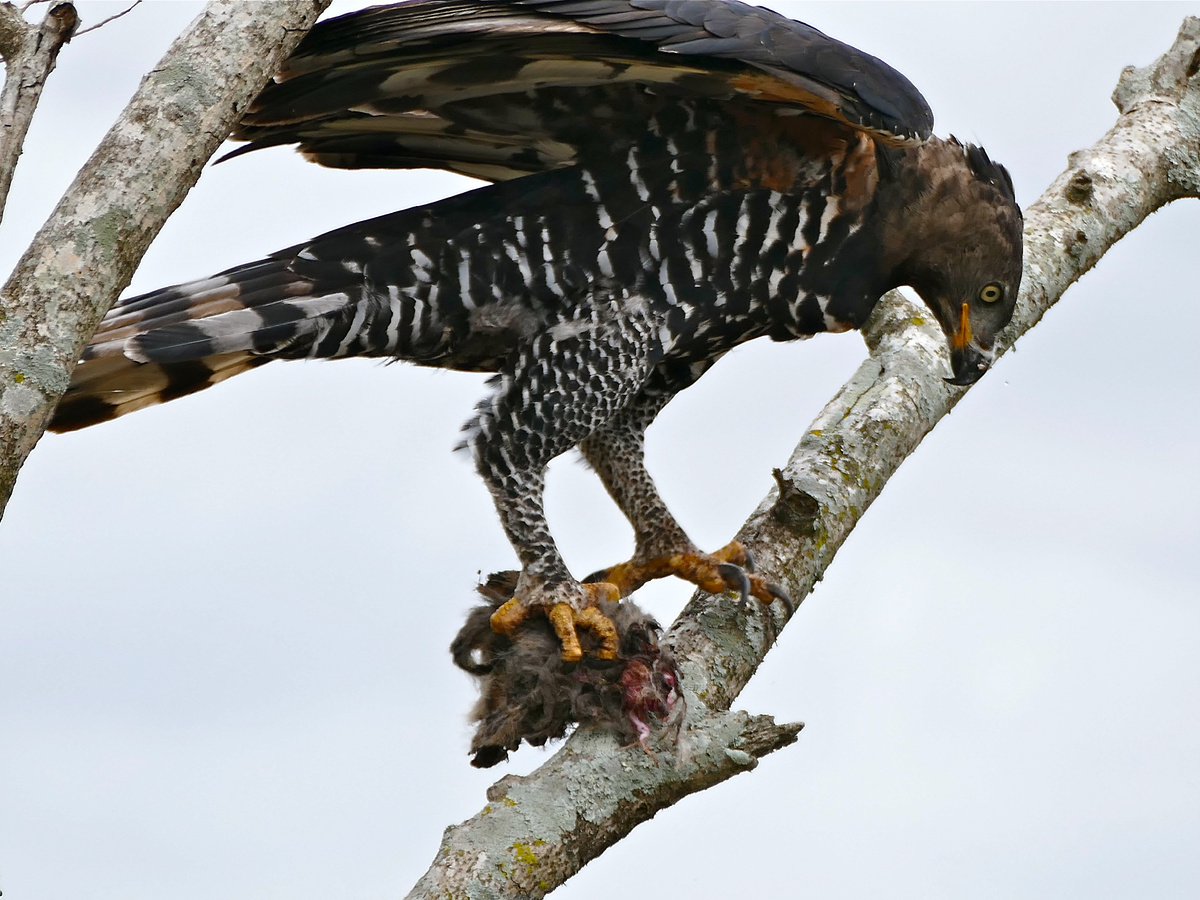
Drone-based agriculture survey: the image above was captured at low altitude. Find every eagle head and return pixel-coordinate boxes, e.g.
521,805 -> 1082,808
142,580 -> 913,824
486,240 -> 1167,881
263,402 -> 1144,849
884,138 -> 1024,385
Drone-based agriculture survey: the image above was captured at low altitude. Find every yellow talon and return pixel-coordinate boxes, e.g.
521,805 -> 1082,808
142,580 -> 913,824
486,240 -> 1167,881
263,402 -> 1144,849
490,582 -> 621,662
587,539 -> 790,611
548,603 -> 584,662
489,596 -> 529,636
575,603 -> 619,661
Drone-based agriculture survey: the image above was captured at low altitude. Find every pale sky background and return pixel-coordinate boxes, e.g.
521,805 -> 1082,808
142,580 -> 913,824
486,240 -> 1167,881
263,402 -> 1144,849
1,2 -> 1197,898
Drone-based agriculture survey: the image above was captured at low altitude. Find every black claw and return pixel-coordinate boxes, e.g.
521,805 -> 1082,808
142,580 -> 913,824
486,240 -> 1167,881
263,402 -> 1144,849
768,583 -> 795,617
582,568 -> 610,584
742,548 -> 757,573
717,562 -> 752,607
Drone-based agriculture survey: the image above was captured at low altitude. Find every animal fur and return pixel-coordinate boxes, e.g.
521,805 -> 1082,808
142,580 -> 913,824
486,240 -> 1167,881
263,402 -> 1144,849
451,571 -> 682,767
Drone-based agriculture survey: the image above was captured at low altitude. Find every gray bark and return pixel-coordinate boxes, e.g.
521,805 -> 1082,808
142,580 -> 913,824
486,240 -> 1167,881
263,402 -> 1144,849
0,0 -> 329,516
405,17 -> 1200,900
0,2 -> 78,223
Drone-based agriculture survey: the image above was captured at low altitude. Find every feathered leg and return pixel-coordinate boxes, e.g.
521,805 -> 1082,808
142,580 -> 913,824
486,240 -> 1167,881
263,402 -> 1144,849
580,380 -> 793,615
466,292 -> 664,661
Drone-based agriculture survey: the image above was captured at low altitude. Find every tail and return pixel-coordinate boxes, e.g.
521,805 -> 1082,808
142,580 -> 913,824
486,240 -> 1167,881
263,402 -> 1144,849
51,162 -> 600,433
50,210 -> 437,433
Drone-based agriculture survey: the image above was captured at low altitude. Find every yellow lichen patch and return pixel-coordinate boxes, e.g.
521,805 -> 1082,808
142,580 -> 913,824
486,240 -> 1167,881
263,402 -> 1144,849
510,839 -> 547,870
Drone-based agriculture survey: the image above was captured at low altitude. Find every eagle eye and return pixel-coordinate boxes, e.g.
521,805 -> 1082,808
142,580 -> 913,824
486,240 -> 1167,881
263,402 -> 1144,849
979,282 -> 1004,303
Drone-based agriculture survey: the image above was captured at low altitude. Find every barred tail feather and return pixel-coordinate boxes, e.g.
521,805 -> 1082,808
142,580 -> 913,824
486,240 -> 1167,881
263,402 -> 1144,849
126,293 -> 354,364
49,171 -> 580,433
49,257 -> 369,433
50,351 -> 268,432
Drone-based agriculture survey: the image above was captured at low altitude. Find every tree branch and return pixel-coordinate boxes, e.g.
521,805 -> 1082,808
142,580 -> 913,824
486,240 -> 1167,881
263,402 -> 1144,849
0,0 -> 330,517
406,16 -> 1200,899
407,710 -> 801,899
0,1 -> 78,223
72,1 -> 142,39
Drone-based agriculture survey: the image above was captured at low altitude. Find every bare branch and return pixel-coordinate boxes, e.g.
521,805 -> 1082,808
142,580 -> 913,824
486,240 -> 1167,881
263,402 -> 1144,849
73,0 -> 141,38
0,2 -> 78,222
0,0 -> 330,517
406,17 -> 1200,899
407,710 -> 801,899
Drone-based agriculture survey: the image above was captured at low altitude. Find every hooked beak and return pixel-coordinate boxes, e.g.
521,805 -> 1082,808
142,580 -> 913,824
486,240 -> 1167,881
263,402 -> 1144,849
944,302 -> 993,386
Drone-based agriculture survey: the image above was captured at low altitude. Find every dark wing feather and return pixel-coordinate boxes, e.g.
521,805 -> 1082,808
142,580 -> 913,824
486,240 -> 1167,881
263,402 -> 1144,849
520,0 -> 931,138
227,0 -> 932,180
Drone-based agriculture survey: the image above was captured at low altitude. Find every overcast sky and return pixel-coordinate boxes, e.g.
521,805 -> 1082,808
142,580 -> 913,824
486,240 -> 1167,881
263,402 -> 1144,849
1,3 -> 1197,898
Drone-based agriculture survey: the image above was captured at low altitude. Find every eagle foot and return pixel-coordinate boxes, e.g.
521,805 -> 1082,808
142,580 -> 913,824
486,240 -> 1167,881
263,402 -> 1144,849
489,582 -> 621,663
586,540 -> 794,616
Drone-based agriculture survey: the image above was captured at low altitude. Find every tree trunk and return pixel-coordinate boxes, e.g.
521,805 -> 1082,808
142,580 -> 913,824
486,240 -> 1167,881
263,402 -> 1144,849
0,0 -> 329,516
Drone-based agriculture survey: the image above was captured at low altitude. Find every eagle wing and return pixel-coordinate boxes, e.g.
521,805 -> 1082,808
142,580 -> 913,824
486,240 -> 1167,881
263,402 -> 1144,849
226,0 -> 933,180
